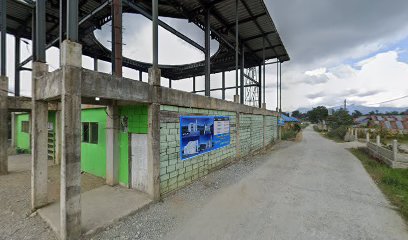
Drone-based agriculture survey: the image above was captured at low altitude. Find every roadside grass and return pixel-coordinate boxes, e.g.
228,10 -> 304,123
350,148 -> 408,223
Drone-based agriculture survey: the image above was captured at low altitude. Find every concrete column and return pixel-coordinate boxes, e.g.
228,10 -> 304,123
147,67 -> 161,201
354,129 -> 358,141
0,75 -> 8,175
106,103 -> 119,186
262,103 -> 266,109
376,135 -> 381,146
233,95 -> 240,103
60,40 -> 82,240
31,62 -> 49,210
366,132 -> 370,143
11,113 -> 16,149
392,140 -> 398,161
55,110 -> 62,165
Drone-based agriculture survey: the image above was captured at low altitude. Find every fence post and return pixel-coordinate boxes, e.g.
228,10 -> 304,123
366,132 -> 370,143
392,140 -> 398,161
376,135 -> 381,146
354,129 -> 358,141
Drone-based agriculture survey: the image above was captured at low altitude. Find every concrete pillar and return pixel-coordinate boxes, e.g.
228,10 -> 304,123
60,40 -> 82,240
31,62 -> 49,210
55,110 -> 62,165
354,128 -> 358,141
366,132 -> 370,143
147,67 -> 161,201
392,140 -> 398,161
106,103 -> 119,186
233,95 -> 240,103
376,135 -> 381,146
262,103 -> 266,109
0,75 -> 8,175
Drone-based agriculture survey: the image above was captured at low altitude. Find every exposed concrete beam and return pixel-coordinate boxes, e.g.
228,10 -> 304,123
36,69 -> 279,116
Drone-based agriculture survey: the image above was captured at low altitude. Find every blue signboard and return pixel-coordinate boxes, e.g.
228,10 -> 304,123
180,116 -> 230,160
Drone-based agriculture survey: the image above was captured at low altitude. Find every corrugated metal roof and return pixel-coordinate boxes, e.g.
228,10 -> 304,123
5,0 -> 290,80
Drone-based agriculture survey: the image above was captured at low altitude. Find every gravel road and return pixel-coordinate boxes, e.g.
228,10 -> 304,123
2,127 -> 407,239
89,126 -> 408,240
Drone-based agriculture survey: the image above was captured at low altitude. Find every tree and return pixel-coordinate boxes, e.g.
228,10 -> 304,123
291,110 -> 301,118
307,106 -> 328,123
368,111 -> 375,115
326,109 -> 353,129
352,110 -> 363,118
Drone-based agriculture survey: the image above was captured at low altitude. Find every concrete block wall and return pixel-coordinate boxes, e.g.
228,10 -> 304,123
159,105 -> 236,195
264,116 -> 278,145
159,105 -> 277,195
239,114 -> 264,155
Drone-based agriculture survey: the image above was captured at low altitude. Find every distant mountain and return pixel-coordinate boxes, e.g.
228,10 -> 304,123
296,105 -> 407,115
333,104 -> 407,115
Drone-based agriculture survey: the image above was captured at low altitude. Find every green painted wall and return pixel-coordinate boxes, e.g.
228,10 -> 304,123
15,113 -> 30,152
81,108 -> 107,178
118,105 -> 148,185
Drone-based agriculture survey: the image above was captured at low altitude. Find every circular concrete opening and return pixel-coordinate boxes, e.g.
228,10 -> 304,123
94,14 -> 220,65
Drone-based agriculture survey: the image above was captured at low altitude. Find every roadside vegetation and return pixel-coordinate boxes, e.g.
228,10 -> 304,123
281,123 -> 301,141
350,148 -> 408,222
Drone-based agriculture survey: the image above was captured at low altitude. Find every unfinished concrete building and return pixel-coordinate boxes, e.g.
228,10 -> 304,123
0,0 -> 289,239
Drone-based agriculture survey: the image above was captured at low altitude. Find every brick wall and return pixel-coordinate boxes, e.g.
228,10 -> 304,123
159,105 -> 277,195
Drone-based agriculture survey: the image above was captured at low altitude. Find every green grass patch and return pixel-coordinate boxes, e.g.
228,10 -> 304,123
350,148 -> 408,223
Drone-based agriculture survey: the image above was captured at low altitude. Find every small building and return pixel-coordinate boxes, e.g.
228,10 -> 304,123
354,115 -> 408,133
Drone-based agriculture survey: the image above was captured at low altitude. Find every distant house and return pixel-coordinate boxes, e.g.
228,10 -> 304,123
354,115 -> 408,133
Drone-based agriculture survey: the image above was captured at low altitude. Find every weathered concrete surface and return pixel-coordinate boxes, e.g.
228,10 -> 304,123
9,154 -> 53,173
60,40 -> 82,240
106,103 -> 119,186
0,75 -> 8,175
163,127 -> 408,240
38,186 -> 151,236
31,62 -> 49,210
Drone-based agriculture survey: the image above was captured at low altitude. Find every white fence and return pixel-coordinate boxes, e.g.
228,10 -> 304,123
366,138 -> 408,169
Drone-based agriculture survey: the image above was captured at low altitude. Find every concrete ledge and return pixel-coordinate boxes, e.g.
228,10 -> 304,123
81,69 -> 152,103
34,68 -> 279,116
38,185 -> 152,237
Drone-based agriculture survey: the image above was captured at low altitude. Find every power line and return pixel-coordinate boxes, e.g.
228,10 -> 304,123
366,94 -> 408,106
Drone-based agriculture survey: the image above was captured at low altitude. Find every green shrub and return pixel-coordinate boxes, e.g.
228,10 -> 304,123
327,125 -> 348,140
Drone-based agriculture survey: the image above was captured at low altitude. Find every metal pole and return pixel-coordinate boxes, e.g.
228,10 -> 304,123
279,61 -> 282,112
235,0 -> 239,96
240,45 -> 245,104
204,8 -> 211,97
262,37 -> 265,105
152,0 -> 158,68
15,37 -> 20,96
112,0 -> 122,77
222,71 -> 225,100
193,76 -> 196,93
169,79 -> 172,88
0,0 -> 6,75
93,58 -> 98,71
258,65 -> 261,108
35,0 -> 46,62
276,60 -> 279,111
67,0 -> 78,42
139,70 -> 142,81
59,0 -> 67,48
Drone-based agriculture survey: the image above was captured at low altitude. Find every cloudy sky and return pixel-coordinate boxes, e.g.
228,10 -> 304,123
5,0 -> 408,112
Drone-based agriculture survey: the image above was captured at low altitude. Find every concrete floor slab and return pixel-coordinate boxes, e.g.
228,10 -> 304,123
8,154 -> 54,173
38,185 -> 152,236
